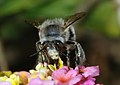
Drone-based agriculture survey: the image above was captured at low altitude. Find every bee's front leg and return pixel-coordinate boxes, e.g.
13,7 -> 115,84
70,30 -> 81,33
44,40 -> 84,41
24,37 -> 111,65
36,41 -> 44,63
36,41 -> 41,52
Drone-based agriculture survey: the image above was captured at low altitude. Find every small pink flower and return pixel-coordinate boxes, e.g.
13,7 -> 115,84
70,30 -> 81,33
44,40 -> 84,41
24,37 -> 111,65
75,66 -> 99,78
52,66 -> 100,85
52,66 -> 82,85
52,66 -> 79,85
28,77 -> 54,85
0,81 -> 11,85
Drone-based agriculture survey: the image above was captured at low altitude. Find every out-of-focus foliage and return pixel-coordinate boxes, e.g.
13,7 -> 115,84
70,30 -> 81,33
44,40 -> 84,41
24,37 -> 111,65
84,0 -> 120,37
0,0 -> 81,17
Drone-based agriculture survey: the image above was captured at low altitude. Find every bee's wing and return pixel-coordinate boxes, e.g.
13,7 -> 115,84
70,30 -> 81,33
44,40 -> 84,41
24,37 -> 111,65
25,17 -> 45,30
64,12 -> 87,28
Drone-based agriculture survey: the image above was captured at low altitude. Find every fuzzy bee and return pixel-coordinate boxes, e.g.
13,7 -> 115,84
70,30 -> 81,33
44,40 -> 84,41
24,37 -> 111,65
30,12 -> 86,68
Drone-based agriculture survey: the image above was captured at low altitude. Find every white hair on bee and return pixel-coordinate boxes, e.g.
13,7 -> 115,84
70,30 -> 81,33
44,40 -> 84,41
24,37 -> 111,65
63,26 -> 76,41
39,18 -> 65,29
38,17 -> 76,42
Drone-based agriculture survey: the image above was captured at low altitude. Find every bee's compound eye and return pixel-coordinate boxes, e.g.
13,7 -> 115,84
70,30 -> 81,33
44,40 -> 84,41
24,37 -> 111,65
53,40 -> 62,45
42,41 -> 49,45
57,40 -> 63,44
57,42 -> 60,45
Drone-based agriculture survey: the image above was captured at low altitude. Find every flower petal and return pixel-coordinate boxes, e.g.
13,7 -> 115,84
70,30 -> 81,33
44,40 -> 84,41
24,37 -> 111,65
69,74 -> 82,85
82,66 -> 99,77
65,70 -> 78,79
17,71 -> 30,85
0,81 -> 11,85
82,77 -> 96,85
28,77 -> 54,85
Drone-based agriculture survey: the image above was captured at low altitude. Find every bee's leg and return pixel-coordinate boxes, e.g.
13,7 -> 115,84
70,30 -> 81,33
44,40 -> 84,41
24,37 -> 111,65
36,41 -> 41,51
73,41 -> 86,66
66,41 -> 86,66
43,50 -> 50,64
74,42 -> 86,73
66,47 -> 70,67
36,41 -> 44,63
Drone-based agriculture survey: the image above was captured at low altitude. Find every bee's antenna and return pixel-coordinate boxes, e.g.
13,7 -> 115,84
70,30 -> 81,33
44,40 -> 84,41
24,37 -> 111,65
29,52 -> 39,57
62,52 -> 67,56
25,17 -> 46,30
29,47 -> 45,57
25,19 -> 39,29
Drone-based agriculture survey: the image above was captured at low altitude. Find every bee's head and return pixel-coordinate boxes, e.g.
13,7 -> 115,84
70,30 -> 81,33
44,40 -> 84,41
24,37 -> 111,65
47,46 -> 59,60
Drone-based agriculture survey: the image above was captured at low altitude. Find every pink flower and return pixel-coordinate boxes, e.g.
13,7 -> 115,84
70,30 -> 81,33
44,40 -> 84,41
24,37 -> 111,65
75,66 -> 99,77
52,66 -> 100,85
74,66 -> 100,85
52,66 -> 79,85
69,74 -> 96,85
28,77 -> 54,85
82,66 -> 99,77
0,81 -> 11,85
52,66 -> 77,81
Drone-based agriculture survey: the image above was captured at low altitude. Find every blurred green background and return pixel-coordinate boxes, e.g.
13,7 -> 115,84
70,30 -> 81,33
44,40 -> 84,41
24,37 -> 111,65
0,0 -> 120,85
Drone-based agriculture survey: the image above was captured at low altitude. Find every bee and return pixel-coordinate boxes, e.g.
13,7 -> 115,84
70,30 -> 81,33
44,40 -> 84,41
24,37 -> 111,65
30,12 -> 86,68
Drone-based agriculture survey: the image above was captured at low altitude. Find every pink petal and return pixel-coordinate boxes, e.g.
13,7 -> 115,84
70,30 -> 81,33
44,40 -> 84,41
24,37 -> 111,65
56,82 -> 69,85
28,77 -> 42,85
52,68 -> 67,81
82,66 -> 99,77
0,81 -> 11,85
69,74 -> 82,85
61,66 -> 70,70
65,70 -> 78,79
79,77 -> 96,85
42,80 -> 54,85
28,77 -> 54,85
52,66 -> 78,84
82,78 -> 95,85
52,66 -> 72,83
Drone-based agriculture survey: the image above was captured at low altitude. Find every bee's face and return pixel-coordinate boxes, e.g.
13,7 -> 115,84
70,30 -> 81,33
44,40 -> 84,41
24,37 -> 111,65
47,46 -> 59,60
